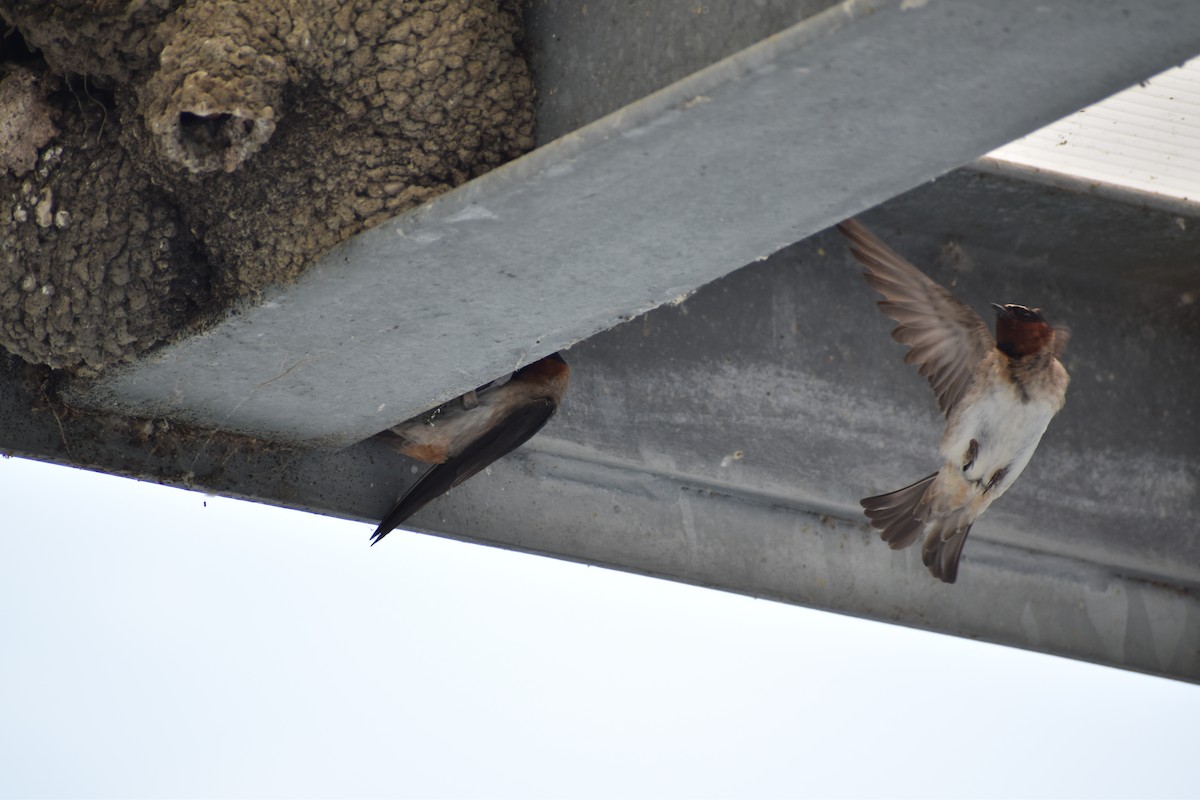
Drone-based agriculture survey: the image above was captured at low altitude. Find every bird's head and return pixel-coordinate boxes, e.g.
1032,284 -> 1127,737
991,303 -> 1060,358
512,352 -> 571,394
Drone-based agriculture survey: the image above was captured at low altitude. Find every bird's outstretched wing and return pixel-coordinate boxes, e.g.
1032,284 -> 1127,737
838,219 -> 995,417
370,399 -> 558,545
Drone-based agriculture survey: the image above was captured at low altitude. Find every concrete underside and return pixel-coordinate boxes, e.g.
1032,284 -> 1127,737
2,0 -> 1198,681
7,165 -> 1199,680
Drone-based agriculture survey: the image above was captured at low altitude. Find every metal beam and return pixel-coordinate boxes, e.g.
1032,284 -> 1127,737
381,166 -> 1200,680
69,0 -> 1200,446
5,1 -> 1199,682
8,166 -> 1199,681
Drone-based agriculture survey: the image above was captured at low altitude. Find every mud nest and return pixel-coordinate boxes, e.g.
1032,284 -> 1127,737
0,0 -> 535,375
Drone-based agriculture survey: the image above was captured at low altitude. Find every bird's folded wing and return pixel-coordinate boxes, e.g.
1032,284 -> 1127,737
371,398 -> 558,543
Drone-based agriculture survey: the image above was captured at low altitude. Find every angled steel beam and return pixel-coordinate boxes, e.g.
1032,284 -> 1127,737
385,166 -> 1200,681
70,0 -> 1200,446
8,166 -> 1198,681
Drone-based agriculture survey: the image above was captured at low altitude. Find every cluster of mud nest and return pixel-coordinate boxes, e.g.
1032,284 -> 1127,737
0,0 -> 535,375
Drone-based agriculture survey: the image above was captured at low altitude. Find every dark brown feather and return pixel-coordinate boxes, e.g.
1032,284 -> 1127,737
371,399 -> 559,545
838,219 -> 994,417
861,473 -> 937,550
921,518 -> 973,584
372,353 -> 570,546
995,316 -> 1054,359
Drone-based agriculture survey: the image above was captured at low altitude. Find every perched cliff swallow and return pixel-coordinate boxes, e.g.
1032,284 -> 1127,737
370,353 -> 570,545
838,219 -> 1069,583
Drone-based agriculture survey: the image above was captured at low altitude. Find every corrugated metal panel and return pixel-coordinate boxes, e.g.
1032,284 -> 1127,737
989,58 -> 1200,204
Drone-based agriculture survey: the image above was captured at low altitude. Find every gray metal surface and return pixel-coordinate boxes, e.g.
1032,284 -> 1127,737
70,0 -> 1200,446
524,0 -> 842,143
6,168 -> 1198,681
5,1 -> 1200,683
392,167 -> 1200,681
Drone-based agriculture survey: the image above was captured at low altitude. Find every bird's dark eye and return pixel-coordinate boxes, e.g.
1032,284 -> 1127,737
1013,307 -> 1034,321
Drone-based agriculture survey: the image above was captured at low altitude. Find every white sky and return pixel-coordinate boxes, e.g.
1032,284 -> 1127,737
1,456 -> 1197,799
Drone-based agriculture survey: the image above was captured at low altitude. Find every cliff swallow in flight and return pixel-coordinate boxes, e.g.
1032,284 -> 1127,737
838,219 -> 1069,583
370,352 -> 570,545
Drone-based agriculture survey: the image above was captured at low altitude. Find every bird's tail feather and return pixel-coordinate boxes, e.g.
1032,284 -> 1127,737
861,473 -> 937,550
921,515 -> 974,584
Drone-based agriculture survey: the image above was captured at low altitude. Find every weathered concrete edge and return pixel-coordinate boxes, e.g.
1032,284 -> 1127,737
973,157 -> 1200,218
7,382 -> 1194,683
396,442 -> 1200,684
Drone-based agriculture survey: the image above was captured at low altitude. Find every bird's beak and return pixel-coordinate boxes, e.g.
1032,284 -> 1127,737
991,303 -> 1011,318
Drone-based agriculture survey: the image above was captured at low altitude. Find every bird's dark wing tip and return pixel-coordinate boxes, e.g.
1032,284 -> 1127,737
922,522 -> 971,583
367,400 -> 560,551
